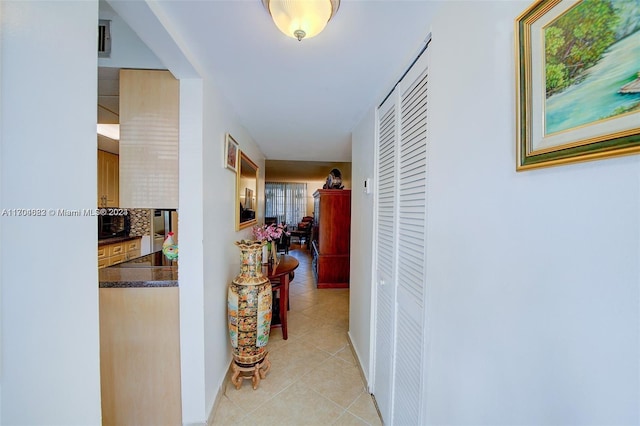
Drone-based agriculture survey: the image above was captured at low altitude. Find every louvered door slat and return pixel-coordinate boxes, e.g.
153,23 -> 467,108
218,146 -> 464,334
394,65 -> 429,424
374,94 -> 398,424
374,44 -> 429,426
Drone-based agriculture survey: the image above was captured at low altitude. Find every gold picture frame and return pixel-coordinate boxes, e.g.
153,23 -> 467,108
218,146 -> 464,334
236,151 -> 258,231
225,133 -> 239,172
515,0 -> 640,171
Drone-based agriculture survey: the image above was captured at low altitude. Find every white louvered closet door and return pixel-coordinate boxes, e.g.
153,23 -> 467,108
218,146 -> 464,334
394,54 -> 429,425
374,91 -> 399,424
374,45 -> 430,425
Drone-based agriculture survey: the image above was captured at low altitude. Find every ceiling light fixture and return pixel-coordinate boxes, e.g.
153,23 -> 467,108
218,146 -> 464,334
97,124 -> 120,141
262,0 -> 340,41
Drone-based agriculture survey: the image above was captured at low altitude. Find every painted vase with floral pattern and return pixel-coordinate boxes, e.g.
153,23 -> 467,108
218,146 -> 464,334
227,240 -> 272,366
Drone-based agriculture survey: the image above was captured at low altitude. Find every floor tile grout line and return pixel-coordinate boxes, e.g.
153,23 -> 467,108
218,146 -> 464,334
214,246 -> 364,425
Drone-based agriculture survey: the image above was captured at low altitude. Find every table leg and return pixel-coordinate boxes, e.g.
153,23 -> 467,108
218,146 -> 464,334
281,273 -> 289,340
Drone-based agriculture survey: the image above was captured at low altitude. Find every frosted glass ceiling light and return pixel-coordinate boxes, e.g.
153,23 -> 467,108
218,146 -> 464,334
97,124 -> 120,140
262,0 -> 340,41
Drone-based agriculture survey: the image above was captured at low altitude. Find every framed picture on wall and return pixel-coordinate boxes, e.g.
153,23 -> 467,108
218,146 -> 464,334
225,133 -> 239,172
515,0 -> 640,171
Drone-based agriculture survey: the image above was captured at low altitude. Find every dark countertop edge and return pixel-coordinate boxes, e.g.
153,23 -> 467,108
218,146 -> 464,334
98,235 -> 143,247
99,280 -> 178,288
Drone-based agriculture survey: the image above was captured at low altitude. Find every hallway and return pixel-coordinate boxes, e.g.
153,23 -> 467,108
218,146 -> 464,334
212,244 -> 382,425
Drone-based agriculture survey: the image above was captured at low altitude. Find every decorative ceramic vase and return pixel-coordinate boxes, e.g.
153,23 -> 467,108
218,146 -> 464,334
228,240 -> 272,366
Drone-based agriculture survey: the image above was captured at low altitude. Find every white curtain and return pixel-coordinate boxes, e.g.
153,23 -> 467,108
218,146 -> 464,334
264,182 -> 307,227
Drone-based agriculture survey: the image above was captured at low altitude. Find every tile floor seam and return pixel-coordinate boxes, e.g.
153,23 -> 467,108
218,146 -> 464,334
213,245 -> 370,425
236,379 -> 299,420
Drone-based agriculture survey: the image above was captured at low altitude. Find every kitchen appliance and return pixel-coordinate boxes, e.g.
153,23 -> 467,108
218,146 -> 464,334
152,209 -> 178,252
98,211 -> 131,240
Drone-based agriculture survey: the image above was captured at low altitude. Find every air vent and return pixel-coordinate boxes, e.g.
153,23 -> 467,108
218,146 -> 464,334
98,20 -> 111,58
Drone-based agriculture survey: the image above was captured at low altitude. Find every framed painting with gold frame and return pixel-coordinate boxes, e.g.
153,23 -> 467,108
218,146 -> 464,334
515,0 -> 640,171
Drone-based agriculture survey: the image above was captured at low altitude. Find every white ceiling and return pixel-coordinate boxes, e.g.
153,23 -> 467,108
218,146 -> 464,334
102,1 -> 440,162
98,67 -> 119,125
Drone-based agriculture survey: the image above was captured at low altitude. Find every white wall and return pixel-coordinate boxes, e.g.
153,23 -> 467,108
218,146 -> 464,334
98,0 -> 164,70
351,1 -> 640,424
425,3 -> 639,424
349,108 -> 376,384
0,2 -> 4,421
0,2 -> 102,424
178,78 -> 207,424
201,77 -> 266,419
108,4 -> 266,423
0,2 -> 264,424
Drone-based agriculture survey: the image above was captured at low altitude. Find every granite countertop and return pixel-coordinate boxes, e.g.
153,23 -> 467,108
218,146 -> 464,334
99,251 -> 178,288
98,235 -> 142,247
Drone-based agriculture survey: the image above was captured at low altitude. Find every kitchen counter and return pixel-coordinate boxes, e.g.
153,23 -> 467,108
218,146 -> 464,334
99,251 -> 178,288
98,235 -> 141,247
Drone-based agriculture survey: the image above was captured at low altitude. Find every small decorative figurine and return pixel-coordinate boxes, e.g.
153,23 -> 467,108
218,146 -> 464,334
162,231 -> 178,260
323,168 -> 344,189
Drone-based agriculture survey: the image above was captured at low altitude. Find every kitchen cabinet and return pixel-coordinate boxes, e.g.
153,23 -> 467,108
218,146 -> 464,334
119,69 -> 179,208
98,237 -> 141,269
99,286 -> 182,425
97,150 -> 119,207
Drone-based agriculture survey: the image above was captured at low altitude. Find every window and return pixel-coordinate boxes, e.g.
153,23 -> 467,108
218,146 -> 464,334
264,182 -> 307,226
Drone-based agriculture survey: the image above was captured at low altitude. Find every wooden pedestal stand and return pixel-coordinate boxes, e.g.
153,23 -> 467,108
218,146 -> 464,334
230,353 -> 271,390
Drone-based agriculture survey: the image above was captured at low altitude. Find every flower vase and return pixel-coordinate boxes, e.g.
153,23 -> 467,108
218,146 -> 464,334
227,240 -> 272,366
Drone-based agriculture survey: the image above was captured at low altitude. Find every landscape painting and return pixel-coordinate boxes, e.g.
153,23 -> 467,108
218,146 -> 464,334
544,0 -> 640,135
515,0 -> 640,170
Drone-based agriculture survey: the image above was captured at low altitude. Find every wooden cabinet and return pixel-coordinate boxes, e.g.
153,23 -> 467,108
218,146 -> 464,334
97,150 -> 119,207
123,238 -> 140,256
100,287 -> 182,425
98,237 -> 141,268
312,189 -> 351,288
119,69 -> 179,208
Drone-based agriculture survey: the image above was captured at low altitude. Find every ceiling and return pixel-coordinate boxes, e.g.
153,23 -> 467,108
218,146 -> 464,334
98,67 -> 119,125
101,1 -> 439,162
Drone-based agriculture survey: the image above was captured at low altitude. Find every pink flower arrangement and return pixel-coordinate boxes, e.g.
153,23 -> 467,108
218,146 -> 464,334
252,223 -> 288,242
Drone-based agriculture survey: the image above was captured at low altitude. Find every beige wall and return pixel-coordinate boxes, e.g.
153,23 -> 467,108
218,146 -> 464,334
265,161 -> 351,220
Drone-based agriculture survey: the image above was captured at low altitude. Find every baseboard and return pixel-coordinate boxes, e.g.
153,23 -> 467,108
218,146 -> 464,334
317,283 -> 350,289
369,392 -> 384,425
346,331 -> 369,391
346,331 -> 383,424
205,361 -> 235,426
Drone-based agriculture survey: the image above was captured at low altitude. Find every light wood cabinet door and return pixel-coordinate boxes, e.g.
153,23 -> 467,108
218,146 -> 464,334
108,242 -> 125,257
98,238 -> 141,268
106,253 -> 126,266
98,246 -> 108,260
103,151 -> 119,207
98,150 -> 119,207
98,151 -> 106,207
100,287 -> 182,425
119,69 -> 179,208
125,239 -> 140,261
125,239 -> 139,252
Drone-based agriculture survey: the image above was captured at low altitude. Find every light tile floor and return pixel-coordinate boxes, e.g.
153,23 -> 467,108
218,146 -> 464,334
212,243 -> 382,426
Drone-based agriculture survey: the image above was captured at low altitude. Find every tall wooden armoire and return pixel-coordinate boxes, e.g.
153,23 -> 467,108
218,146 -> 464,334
311,189 -> 351,288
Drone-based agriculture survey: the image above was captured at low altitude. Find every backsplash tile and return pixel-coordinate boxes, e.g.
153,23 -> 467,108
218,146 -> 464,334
128,209 -> 151,237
